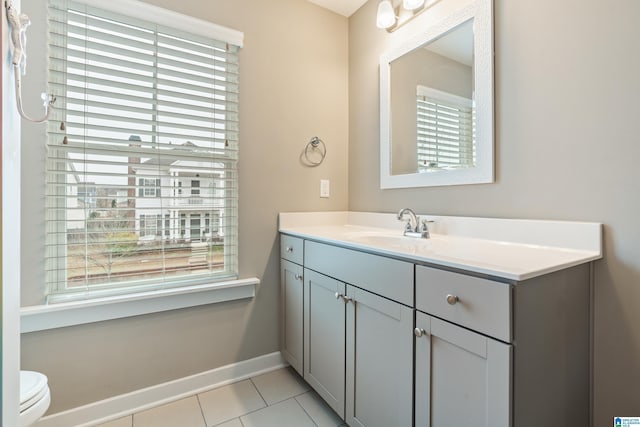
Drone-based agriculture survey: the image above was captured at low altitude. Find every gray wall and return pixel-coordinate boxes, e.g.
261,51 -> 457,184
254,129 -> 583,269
20,0 -> 348,413
349,0 -> 640,425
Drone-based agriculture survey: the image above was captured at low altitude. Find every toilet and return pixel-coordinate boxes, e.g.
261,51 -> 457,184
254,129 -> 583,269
20,370 -> 51,427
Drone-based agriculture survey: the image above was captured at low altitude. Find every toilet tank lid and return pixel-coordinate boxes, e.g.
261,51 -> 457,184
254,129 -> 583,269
20,371 -> 48,403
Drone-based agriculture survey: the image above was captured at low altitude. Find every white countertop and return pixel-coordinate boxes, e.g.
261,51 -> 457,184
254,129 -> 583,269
279,212 -> 602,281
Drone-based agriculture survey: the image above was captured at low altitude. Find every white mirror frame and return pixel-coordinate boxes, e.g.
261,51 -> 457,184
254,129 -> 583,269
380,0 -> 494,189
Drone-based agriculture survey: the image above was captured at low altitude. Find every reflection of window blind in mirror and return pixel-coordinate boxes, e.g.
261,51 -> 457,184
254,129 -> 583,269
416,86 -> 475,171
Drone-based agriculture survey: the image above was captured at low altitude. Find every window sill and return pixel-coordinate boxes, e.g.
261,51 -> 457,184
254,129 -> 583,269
20,278 -> 259,333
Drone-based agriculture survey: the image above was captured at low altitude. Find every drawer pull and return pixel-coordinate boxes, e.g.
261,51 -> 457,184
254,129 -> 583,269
294,274 -> 303,281
446,294 -> 459,305
414,328 -> 428,338
334,292 -> 353,304
285,246 -> 294,253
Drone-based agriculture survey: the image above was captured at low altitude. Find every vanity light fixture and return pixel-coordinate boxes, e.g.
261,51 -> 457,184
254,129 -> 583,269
403,0 -> 426,10
376,0 -> 437,32
376,0 -> 396,29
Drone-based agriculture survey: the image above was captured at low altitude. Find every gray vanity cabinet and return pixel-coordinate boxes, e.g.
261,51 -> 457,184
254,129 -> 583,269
303,268 -> 346,417
414,311 -> 511,427
303,240 -> 414,427
302,269 -> 414,426
280,235 -> 304,375
345,284 -> 413,427
415,264 -> 591,427
281,233 -> 591,427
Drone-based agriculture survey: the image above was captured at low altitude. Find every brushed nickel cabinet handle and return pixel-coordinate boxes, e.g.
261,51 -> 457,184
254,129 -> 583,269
285,246 -> 293,253
334,292 -> 353,304
294,274 -> 302,281
446,294 -> 459,305
414,328 -> 427,337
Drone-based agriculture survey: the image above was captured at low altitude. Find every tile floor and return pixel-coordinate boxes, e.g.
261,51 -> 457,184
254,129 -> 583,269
94,367 -> 346,427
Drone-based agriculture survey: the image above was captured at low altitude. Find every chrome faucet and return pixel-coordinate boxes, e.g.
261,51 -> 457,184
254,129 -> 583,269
397,208 -> 431,238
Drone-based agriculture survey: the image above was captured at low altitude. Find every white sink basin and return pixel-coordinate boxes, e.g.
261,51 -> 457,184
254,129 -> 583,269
342,229 -> 596,278
344,231 -> 434,253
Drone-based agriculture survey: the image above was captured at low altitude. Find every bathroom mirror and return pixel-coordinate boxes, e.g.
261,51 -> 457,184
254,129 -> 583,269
380,0 -> 493,188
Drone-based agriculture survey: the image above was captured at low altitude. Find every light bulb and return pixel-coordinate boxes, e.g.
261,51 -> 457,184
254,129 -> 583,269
376,0 -> 396,29
403,0 -> 425,11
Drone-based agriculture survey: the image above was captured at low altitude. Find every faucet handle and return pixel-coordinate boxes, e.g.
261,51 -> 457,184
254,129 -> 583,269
420,219 -> 434,229
403,219 -> 413,232
420,219 -> 434,235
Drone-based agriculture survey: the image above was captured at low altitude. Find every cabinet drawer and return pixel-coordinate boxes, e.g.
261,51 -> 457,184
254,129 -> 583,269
305,240 -> 413,306
416,265 -> 511,342
281,234 -> 304,264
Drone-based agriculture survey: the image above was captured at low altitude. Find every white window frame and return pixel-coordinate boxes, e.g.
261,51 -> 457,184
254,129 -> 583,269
45,0 -> 244,303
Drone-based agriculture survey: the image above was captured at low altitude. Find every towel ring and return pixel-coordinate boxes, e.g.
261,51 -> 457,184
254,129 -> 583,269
304,136 -> 326,166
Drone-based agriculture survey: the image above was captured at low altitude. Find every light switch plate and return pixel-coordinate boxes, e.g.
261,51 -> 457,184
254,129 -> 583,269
320,179 -> 330,198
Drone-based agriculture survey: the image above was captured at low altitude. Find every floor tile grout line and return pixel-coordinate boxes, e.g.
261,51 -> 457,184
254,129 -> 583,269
199,379 -> 265,426
297,391 -> 349,427
239,395 -> 319,427
293,394 -> 320,427
250,367 -> 312,406
211,416 -> 242,427
235,397 -> 278,419
194,393 -> 208,427
248,377 -> 268,407
259,387 -> 312,407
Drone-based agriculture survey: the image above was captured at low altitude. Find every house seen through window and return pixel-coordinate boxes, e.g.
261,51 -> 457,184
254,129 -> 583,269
45,0 -> 240,300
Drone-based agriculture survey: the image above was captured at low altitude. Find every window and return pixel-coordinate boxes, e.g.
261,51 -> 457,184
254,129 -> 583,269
180,214 -> 187,238
45,0 -> 242,300
191,180 -> 200,196
140,214 -> 162,237
416,86 -> 475,171
139,178 -> 160,198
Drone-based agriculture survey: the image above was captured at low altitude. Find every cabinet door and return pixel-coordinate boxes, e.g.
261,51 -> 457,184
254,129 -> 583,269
281,259 -> 304,375
415,311 -> 512,427
346,285 -> 413,427
304,269 -> 346,418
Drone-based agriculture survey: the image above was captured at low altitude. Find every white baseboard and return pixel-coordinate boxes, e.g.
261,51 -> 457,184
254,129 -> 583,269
35,352 -> 287,427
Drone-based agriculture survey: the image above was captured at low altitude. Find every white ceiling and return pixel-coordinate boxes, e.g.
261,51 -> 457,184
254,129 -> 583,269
307,0 -> 369,17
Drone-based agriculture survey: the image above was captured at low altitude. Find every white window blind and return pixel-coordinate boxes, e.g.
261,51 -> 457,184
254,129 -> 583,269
416,86 -> 475,171
45,0 -> 240,301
